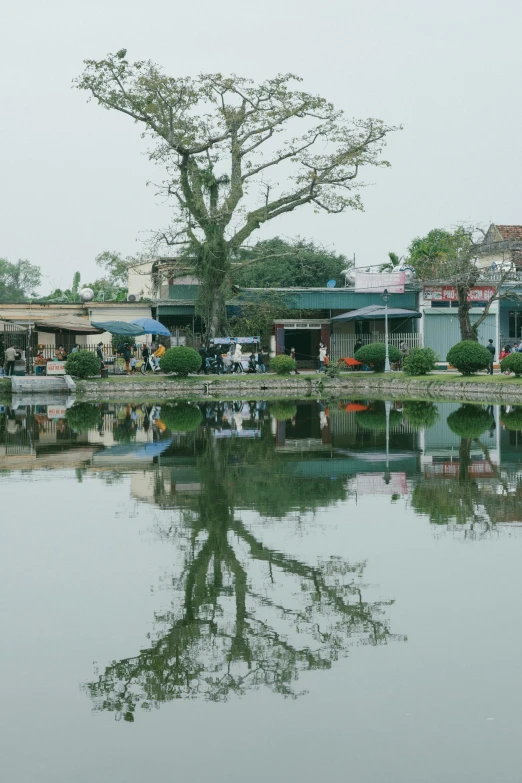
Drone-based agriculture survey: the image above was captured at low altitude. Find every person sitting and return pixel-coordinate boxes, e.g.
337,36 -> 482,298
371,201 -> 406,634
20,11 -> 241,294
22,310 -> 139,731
55,345 -> 66,361
153,343 -> 165,368
247,353 -> 258,373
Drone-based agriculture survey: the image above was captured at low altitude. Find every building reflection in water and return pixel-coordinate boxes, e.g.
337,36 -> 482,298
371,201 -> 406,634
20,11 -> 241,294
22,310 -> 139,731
3,396 -> 522,718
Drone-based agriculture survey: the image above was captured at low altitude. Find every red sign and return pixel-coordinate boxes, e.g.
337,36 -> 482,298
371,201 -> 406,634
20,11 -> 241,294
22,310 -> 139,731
424,285 -> 495,302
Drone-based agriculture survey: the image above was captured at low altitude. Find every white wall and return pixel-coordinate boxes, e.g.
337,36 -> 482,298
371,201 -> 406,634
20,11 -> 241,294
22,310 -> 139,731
128,262 -> 154,299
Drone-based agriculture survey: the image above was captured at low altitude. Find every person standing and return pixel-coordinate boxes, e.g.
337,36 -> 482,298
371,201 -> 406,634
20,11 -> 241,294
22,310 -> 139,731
96,342 -> 106,370
485,339 -> 495,375
206,341 -> 216,372
123,344 -> 132,375
198,343 -> 208,374
233,342 -> 243,373
354,338 -> 363,356
289,347 -> 300,375
4,345 -> 16,376
257,347 -> 266,373
318,342 -> 327,373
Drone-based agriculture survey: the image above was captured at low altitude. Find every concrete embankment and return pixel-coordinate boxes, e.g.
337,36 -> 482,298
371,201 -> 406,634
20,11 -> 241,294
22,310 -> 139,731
73,375 -> 522,403
2,374 -> 522,403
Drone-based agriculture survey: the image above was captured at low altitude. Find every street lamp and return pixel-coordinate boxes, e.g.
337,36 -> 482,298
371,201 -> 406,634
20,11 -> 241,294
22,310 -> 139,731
382,288 -> 390,373
384,399 -> 391,484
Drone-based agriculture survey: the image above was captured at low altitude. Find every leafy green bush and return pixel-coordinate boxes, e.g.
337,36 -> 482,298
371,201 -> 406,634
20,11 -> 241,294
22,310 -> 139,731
402,347 -> 438,376
403,401 -> 440,430
446,341 -> 492,375
354,342 -> 402,372
269,355 -> 296,375
66,403 -> 102,431
355,402 -> 403,431
325,363 -> 341,379
500,353 -> 522,376
501,407 -> 522,431
447,405 -> 493,438
159,347 -> 201,376
112,335 -> 136,354
269,401 -> 298,420
160,403 -> 203,431
65,350 -> 100,378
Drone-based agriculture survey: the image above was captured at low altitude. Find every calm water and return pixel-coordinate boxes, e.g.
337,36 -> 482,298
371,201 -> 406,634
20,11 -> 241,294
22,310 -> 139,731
1,397 -> 522,782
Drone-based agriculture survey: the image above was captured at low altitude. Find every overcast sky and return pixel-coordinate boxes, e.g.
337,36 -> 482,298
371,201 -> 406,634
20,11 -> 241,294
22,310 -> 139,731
2,0 -> 521,294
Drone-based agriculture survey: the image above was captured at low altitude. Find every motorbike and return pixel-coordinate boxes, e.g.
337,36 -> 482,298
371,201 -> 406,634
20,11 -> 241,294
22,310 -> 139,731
140,355 -> 161,375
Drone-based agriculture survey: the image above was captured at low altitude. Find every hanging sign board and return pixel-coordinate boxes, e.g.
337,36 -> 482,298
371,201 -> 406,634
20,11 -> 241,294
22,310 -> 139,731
47,406 -> 67,419
46,361 -> 66,375
212,336 -> 260,344
423,285 -> 495,302
355,272 -> 405,294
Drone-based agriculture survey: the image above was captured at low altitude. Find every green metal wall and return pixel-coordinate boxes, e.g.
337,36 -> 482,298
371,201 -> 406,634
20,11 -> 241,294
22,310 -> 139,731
167,285 -> 199,301
423,310 -> 496,359
236,289 -> 418,311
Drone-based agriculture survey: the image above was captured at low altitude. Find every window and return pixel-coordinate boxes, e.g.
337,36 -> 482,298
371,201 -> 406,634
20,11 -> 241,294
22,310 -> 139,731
509,311 -> 522,339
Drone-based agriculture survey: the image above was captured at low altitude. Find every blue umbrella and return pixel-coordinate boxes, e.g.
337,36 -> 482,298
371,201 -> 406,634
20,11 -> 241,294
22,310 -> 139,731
95,438 -> 173,460
130,317 -> 171,337
90,320 -> 146,336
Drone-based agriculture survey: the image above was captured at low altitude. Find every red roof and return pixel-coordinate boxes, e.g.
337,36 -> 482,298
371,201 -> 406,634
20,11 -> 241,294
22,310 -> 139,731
495,225 -> 522,241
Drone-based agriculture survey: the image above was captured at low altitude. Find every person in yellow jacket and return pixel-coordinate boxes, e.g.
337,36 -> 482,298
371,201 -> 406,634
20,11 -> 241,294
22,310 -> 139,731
153,343 -> 166,368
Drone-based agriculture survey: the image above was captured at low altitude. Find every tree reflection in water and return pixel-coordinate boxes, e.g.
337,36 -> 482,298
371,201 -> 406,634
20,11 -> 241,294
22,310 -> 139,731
84,408 -> 403,721
412,404 -> 520,534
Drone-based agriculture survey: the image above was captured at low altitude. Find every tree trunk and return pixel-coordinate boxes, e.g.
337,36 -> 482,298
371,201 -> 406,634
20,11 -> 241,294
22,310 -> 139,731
457,284 -> 477,341
196,238 -> 229,337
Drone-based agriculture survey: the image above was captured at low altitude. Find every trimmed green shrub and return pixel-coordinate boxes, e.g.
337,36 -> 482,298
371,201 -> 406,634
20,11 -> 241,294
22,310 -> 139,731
269,355 -> 296,375
403,347 -> 438,376
403,401 -> 440,430
501,407 -> 522,431
159,346 -> 201,376
269,402 -> 298,420
160,403 -> 203,431
65,350 -> 100,378
66,403 -> 102,431
447,405 -> 493,438
354,342 -> 402,372
500,353 -> 522,376
446,341 -> 491,375
355,402 -> 403,431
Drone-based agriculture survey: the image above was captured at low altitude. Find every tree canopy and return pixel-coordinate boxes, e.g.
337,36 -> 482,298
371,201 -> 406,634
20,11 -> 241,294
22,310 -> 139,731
76,51 -> 398,334
231,237 -> 348,288
0,258 -> 42,302
404,225 -> 512,341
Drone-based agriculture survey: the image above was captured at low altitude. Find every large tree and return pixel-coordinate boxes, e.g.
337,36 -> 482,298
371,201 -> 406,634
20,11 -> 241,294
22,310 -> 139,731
76,51 -> 398,334
0,258 -> 41,302
406,226 -> 516,342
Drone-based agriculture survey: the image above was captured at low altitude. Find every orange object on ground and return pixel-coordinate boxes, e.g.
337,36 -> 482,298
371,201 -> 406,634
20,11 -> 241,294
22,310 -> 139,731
341,357 -> 362,367
345,403 -> 368,412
